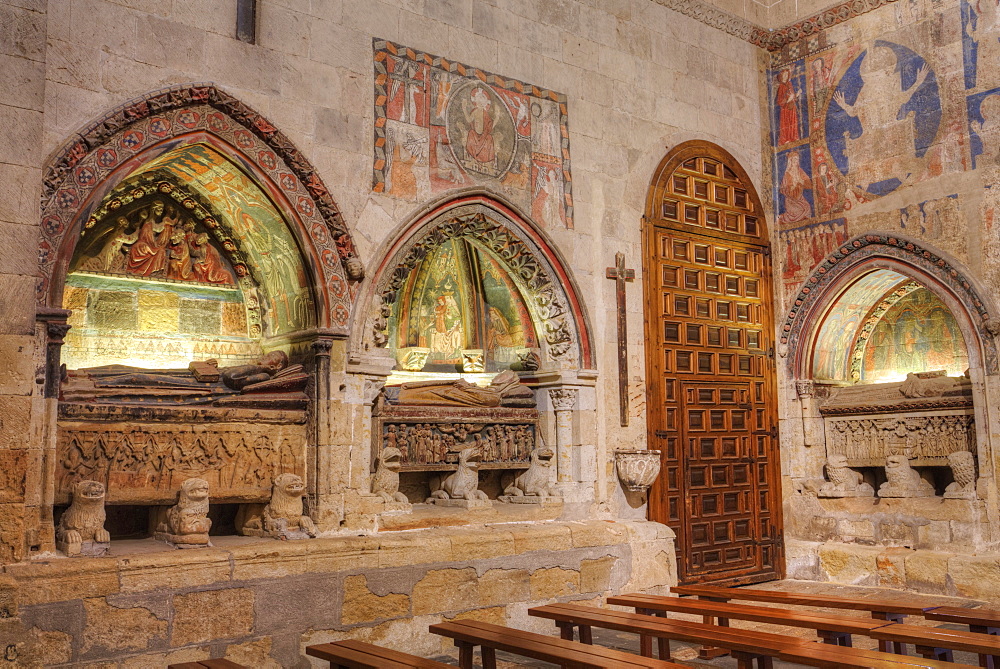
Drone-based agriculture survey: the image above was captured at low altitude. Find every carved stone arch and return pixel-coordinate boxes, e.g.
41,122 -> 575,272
781,232 -> 999,378
351,192 -> 595,370
39,83 -> 360,333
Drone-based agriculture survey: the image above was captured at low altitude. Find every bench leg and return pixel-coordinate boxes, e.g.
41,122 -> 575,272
657,636 -> 671,661
916,645 -> 952,663
984,653 -> 1000,669
732,651 -> 770,669
481,646 -> 496,669
556,622 -> 575,641
698,615 -> 731,659
456,640 -> 475,669
579,625 -> 592,645
639,634 -> 652,657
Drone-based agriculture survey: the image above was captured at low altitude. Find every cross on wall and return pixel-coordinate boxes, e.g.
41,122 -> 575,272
606,252 -> 635,428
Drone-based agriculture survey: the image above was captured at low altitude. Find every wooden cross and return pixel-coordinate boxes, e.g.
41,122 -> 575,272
606,252 -> 635,427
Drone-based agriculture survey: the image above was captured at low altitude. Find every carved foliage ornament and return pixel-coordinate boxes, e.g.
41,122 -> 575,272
373,211 -> 577,361
782,234 -> 998,374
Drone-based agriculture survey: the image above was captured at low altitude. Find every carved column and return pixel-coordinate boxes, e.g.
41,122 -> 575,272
35,308 -> 72,552
309,338 -> 334,519
796,379 -> 825,449
548,388 -> 578,483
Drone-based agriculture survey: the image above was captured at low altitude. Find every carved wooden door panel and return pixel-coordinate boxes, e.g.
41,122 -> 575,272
643,147 -> 782,585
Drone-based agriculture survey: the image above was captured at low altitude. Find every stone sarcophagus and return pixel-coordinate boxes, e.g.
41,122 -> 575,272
56,403 -> 307,505
820,372 -> 975,469
372,403 -> 538,473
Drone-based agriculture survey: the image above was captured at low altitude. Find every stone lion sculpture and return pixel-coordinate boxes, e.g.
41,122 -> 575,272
944,451 -> 977,499
878,455 -> 935,498
427,444 -> 488,503
816,455 -> 874,498
242,474 -> 317,540
57,480 -> 111,557
500,447 -> 559,502
155,478 -> 212,548
372,446 -> 408,503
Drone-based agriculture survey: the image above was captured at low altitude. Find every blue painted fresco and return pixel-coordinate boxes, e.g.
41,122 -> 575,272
962,0 -> 1000,91
968,88 -> 1000,167
770,59 -> 809,148
825,41 -> 941,196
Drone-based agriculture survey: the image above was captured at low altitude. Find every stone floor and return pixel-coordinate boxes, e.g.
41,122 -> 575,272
428,579 -> 990,667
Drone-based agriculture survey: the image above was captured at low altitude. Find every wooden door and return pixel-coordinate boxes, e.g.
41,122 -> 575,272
643,145 -> 782,585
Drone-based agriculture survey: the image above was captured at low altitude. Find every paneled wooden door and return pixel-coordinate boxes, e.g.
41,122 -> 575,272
643,146 -> 783,585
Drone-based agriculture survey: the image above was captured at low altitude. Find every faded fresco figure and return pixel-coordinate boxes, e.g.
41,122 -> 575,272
429,294 -> 464,361
975,94 -> 1000,165
775,68 -> 801,145
834,46 -> 929,188
778,152 -> 813,224
970,0 -> 1000,91
463,87 -> 498,173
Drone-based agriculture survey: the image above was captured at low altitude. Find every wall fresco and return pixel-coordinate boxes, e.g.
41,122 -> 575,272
860,288 -> 969,381
373,40 -> 573,228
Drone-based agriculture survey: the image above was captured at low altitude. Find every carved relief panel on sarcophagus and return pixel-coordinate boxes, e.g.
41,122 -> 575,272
372,371 -> 539,475
56,404 -> 308,506
819,371 -> 977,496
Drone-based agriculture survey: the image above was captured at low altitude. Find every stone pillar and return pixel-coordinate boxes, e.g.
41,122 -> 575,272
309,337 -> 334,525
34,308 -> 71,554
548,387 -> 578,484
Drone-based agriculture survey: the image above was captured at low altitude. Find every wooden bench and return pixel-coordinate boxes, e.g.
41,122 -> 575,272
306,640 -> 453,668
869,622 -> 1000,667
777,643 -> 975,668
428,618 -> 684,668
529,601 -> 815,668
672,584 -> 938,623
609,592 -> 894,647
167,660 -> 247,669
674,583 -> 940,654
926,606 -> 1000,635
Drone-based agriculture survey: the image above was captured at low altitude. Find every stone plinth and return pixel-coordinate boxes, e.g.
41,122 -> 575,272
6,519 -> 676,667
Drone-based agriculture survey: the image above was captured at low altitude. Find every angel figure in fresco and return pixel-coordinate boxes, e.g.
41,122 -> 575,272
533,168 -> 563,228
126,201 -> 173,276
969,0 -> 1000,91
778,152 -> 813,224
429,294 -> 463,359
975,94 -> 1000,166
775,69 -> 801,145
462,87 -> 498,172
833,46 -> 929,188
811,57 -> 835,112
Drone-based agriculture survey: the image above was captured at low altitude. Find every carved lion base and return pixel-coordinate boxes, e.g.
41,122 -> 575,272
497,495 -> 562,505
57,539 -> 110,558
816,483 -> 875,499
943,487 -> 976,500
425,498 -> 492,509
877,485 -> 935,499
153,531 -> 211,548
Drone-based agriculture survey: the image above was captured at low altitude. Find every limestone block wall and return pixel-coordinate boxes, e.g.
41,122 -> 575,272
768,0 -> 1000,592
0,520 -> 675,667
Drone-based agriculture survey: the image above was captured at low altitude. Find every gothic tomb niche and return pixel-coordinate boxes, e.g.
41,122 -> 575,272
810,268 -> 975,498
61,143 -> 314,370
54,142 -> 316,532
387,236 -> 540,378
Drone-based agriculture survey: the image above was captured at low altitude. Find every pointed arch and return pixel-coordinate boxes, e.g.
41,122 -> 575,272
781,232 -> 999,378
351,191 -> 594,370
39,83 -> 360,333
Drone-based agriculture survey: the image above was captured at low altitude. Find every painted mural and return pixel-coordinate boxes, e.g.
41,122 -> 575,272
778,218 -> 849,298
859,288 -> 969,382
373,40 -> 573,228
767,1 -> 996,304
135,144 -> 314,335
812,269 -> 910,380
389,237 -> 539,372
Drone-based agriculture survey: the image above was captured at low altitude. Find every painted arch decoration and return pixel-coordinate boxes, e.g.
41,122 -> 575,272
357,195 -> 593,370
39,83 -> 359,332
781,232 -> 998,375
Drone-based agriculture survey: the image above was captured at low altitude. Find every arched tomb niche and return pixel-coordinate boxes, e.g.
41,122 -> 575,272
354,193 -> 594,375
36,86 -> 361,538
784,234 -> 998,529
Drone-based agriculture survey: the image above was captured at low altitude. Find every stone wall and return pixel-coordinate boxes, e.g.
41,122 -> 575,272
0,520 -> 674,668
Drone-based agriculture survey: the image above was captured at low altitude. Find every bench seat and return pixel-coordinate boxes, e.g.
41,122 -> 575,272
777,642 -> 974,668
925,606 -> 1000,634
609,592 -> 893,646
306,640 -> 453,668
869,622 -> 1000,666
429,618 -> 683,668
529,601 -> 814,668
